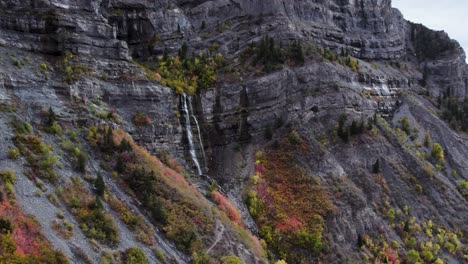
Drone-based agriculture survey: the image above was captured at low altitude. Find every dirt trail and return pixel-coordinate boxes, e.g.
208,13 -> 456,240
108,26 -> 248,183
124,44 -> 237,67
206,219 -> 225,254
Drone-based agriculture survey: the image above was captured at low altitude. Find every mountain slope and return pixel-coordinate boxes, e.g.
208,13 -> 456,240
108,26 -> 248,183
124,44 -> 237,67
0,0 -> 466,263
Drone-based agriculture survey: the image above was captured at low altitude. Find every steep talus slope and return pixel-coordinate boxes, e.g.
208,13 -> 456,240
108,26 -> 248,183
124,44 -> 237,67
0,0 -> 467,263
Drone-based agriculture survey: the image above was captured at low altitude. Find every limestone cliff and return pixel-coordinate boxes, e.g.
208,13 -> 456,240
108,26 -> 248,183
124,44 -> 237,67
0,0 -> 466,263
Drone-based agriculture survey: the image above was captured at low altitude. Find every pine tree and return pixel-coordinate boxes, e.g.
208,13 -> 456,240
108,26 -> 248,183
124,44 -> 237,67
338,114 -> 349,141
201,21 -> 206,30
119,138 -> 132,152
178,42 -> 188,60
77,152 -> 87,173
91,196 -> 103,210
104,126 -> 115,151
47,107 -> 56,126
94,173 -> 105,196
152,198 -> 167,224
116,155 -> 126,173
373,159 -> 381,174
350,120 -> 359,135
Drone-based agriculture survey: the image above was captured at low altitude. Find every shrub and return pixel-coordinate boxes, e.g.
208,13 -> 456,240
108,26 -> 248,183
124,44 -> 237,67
124,247 -> 148,264
399,117 -> 411,134
288,130 -> 302,145
405,249 -> 421,263
211,191 -> 242,226
59,179 -> 119,245
221,255 -> 245,264
7,148 -> 20,160
132,112 -> 151,127
457,180 -> 468,200
249,141 -> 333,262
424,132 -> 431,148
421,249 -> 434,262
154,249 -> 166,264
0,169 -> 16,184
156,50 -> 222,94
431,143 -> 444,162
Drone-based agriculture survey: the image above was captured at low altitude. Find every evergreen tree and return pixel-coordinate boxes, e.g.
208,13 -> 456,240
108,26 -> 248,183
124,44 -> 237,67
47,107 -> 56,126
94,173 -> 105,196
350,120 -> 359,135
152,198 -> 167,224
91,196 -> 103,210
116,154 -> 127,173
338,114 -> 349,141
162,48 -> 169,62
119,138 -> 132,152
201,21 -> 206,30
373,159 -> 381,174
104,126 -> 115,151
77,152 -> 87,173
357,234 -> 364,248
178,42 -> 188,60
289,41 -> 304,65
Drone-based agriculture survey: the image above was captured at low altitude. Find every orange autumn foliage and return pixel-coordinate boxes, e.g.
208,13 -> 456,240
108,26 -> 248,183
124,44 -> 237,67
211,191 -> 243,226
0,191 -> 49,257
275,216 -> 304,233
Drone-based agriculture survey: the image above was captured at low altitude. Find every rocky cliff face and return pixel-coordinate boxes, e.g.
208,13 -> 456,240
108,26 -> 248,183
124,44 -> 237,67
0,0 -> 466,263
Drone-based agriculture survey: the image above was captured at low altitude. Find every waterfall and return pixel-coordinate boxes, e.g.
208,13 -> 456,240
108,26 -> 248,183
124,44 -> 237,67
182,94 -> 202,176
187,96 -> 207,168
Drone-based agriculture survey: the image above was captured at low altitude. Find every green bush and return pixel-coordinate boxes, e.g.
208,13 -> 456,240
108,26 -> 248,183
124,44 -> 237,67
221,255 -> 245,264
399,117 -> 411,135
288,130 -> 302,145
431,143 -> 444,162
7,148 -> 20,160
154,249 -> 166,264
457,180 -> 468,200
156,49 -> 222,94
405,249 -> 421,263
0,169 -> 16,184
124,247 -> 148,264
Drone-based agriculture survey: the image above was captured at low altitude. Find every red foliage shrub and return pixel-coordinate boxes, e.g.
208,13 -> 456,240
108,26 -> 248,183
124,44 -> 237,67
132,112 -> 152,127
119,152 -> 132,163
255,165 -> 265,174
211,191 -> 243,226
0,193 -> 43,256
275,216 -> 304,233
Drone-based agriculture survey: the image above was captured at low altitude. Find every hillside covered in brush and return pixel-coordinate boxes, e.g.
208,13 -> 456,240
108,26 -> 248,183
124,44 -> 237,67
0,0 -> 467,263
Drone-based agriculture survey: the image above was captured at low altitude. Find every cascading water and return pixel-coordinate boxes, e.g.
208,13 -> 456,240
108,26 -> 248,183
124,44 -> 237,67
187,96 -> 207,168
191,116 -> 207,168
182,94 -> 202,176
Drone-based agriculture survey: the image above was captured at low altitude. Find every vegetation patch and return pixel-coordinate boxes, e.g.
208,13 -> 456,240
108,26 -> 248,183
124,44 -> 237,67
240,36 -> 306,73
361,203 -> 464,263
0,175 -> 68,263
88,126 -> 212,254
156,45 -> 223,94
57,176 -> 120,246
12,120 -> 59,183
108,195 -> 155,246
246,136 -> 334,263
